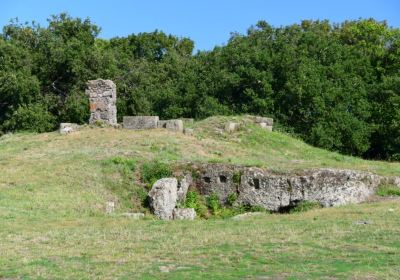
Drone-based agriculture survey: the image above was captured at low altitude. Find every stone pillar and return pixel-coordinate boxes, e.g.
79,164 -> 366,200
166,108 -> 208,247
86,79 -> 117,125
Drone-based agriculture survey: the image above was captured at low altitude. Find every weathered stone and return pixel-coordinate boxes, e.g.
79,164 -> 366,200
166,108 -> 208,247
148,178 -> 178,220
237,168 -> 381,211
253,116 -> 273,126
59,123 -> 79,135
224,122 -> 239,133
105,201 -> 115,214
173,208 -> 196,220
158,119 -> 184,133
190,163 -> 386,211
86,79 -> 117,125
177,174 -> 192,203
183,128 -> 194,136
196,164 -> 241,203
120,212 -> 145,219
259,122 -> 273,131
123,116 -> 159,129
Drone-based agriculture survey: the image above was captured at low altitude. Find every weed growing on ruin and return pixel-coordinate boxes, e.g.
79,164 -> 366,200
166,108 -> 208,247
376,185 -> 400,196
141,161 -> 172,188
289,201 -> 322,213
227,192 -> 238,206
184,191 -> 208,218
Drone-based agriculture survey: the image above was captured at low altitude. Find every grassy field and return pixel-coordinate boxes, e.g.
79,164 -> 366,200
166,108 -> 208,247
0,116 -> 399,279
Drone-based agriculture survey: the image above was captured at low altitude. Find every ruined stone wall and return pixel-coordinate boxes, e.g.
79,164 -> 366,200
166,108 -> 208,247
190,164 -> 387,211
86,79 -> 117,125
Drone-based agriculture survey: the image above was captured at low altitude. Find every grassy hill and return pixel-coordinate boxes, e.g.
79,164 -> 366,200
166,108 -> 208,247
1,116 -> 399,279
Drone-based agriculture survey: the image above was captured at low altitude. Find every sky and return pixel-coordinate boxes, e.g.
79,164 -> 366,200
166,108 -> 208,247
1,0 -> 399,51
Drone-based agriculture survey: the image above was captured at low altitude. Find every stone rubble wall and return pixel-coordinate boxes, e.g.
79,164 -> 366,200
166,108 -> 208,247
86,79 -> 117,125
191,163 -> 393,211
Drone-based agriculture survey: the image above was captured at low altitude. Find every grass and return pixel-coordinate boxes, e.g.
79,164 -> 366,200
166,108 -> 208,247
0,115 -> 400,279
376,185 -> 400,197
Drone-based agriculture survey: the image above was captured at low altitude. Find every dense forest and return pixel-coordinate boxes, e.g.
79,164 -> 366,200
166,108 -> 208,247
0,14 -> 399,160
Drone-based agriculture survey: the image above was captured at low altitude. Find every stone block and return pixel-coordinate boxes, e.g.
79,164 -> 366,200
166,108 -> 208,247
184,128 -> 194,136
148,178 -> 178,220
173,208 -> 196,220
253,116 -> 273,126
158,119 -> 184,133
123,116 -> 159,129
224,122 -> 239,133
259,122 -> 273,131
59,123 -> 79,135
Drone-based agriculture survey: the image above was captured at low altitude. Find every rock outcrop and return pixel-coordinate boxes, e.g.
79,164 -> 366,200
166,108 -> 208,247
191,164 -> 386,211
86,79 -> 117,125
173,208 -> 196,220
148,178 -> 178,220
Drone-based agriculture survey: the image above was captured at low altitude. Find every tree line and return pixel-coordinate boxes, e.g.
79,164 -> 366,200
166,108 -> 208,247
0,13 -> 399,160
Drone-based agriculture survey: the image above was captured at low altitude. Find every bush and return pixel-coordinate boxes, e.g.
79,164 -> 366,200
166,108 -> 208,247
376,185 -> 400,197
184,191 -> 208,218
2,103 -> 57,133
289,201 -> 322,213
227,192 -> 238,206
207,193 -> 221,214
141,161 -> 172,187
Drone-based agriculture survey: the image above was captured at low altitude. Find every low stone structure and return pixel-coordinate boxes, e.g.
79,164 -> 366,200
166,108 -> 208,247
158,119 -> 184,133
259,122 -> 273,131
191,163 -> 387,211
238,168 -> 380,211
86,79 -> 117,125
123,116 -> 159,130
59,123 -> 79,135
120,212 -> 145,219
173,208 -> 196,220
148,178 -> 178,220
224,122 -> 240,133
253,116 -> 273,126
183,128 -> 194,136
253,116 -> 273,131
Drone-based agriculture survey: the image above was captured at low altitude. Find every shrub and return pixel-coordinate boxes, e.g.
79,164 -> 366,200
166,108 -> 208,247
289,201 -> 322,213
227,192 -> 238,206
232,171 -> 242,184
141,161 -> 172,187
207,193 -> 221,214
2,103 -> 57,133
184,191 -> 208,217
376,185 -> 400,197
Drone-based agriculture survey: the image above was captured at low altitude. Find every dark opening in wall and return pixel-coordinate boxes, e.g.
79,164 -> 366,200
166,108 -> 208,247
203,177 -> 211,183
219,175 -> 227,183
253,178 -> 260,189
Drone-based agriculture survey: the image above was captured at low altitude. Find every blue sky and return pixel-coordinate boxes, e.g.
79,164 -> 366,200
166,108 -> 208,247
1,0 -> 399,50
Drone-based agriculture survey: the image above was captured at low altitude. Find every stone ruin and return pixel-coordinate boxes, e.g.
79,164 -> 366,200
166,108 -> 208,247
86,79 -> 117,125
123,116 -> 184,133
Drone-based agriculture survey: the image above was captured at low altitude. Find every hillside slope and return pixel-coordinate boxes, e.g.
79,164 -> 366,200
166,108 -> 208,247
0,116 -> 399,279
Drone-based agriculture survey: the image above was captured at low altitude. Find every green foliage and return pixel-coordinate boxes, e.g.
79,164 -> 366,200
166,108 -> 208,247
227,192 -> 238,206
107,156 -> 136,177
184,191 -> 208,218
206,193 -> 221,214
376,185 -> 400,197
232,172 -> 242,184
141,161 -> 172,187
2,103 -> 57,133
0,14 -> 399,160
289,201 -> 322,213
